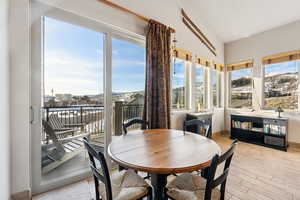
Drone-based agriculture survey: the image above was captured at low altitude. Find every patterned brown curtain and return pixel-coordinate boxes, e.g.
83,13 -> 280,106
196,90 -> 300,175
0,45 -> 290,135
143,20 -> 171,129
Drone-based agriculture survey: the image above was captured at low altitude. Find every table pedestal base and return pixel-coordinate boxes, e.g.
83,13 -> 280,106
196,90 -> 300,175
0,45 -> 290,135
150,174 -> 168,200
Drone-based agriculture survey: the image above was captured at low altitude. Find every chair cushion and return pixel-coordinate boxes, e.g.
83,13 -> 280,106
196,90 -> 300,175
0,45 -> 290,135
166,173 -> 220,200
98,169 -> 149,200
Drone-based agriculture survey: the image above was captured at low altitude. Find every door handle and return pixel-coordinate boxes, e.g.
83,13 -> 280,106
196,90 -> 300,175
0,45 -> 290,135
30,106 -> 35,124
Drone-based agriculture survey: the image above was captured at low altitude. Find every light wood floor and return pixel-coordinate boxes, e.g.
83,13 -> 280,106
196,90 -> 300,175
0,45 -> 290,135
33,134 -> 300,200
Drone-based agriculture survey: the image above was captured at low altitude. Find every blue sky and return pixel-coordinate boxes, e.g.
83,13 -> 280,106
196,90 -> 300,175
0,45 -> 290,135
172,59 -> 185,89
44,17 -> 145,96
231,61 -> 298,80
265,61 -> 297,77
195,66 -> 204,83
231,68 -> 252,80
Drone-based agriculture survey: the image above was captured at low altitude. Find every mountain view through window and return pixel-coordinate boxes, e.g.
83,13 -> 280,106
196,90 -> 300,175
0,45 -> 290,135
264,61 -> 298,110
230,68 -> 252,109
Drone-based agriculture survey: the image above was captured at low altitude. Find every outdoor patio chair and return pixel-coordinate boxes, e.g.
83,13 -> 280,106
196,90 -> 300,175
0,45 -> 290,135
49,113 -> 86,134
41,120 -> 90,174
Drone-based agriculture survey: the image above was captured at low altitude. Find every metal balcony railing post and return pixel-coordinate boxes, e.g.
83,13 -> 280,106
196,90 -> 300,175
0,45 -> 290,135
80,106 -> 83,123
46,107 -> 49,121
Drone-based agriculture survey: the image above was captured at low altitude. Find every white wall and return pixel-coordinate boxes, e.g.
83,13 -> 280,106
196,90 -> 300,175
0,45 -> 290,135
10,0 -> 31,195
10,0 -> 225,194
225,20 -> 300,143
0,0 -> 10,199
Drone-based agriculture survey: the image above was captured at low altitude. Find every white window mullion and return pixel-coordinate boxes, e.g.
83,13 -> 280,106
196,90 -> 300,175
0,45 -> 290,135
228,72 -> 232,108
104,33 -> 112,161
190,62 -> 196,112
216,71 -> 221,108
185,62 -> 190,110
205,68 -> 209,110
297,60 -> 300,112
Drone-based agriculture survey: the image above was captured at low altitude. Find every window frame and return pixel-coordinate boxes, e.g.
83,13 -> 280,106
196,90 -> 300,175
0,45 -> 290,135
171,57 -> 191,111
210,68 -> 223,109
194,64 -> 208,111
227,68 -> 254,110
217,72 -> 223,108
262,60 -> 300,112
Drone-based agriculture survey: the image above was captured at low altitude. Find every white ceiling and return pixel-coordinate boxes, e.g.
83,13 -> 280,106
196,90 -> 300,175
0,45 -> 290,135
188,0 -> 300,43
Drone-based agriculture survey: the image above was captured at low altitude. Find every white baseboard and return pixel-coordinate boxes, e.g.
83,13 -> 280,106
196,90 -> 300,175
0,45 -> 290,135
11,190 -> 31,200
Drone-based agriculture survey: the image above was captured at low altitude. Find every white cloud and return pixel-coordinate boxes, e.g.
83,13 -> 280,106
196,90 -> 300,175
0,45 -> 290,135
44,50 -> 146,95
44,50 -> 103,95
173,74 -> 184,79
112,59 -> 145,68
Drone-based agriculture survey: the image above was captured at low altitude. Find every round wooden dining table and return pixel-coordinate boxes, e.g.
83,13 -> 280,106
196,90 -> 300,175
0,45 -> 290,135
108,129 -> 221,200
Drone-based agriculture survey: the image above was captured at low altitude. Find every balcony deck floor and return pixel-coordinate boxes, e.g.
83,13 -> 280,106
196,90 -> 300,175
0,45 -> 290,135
41,135 -> 104,183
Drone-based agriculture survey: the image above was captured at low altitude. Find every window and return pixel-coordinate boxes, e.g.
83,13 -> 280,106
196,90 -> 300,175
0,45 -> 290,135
218,72 -> 222,107
264,61 -> 299,110
229,68 -> 252,109
172,58 -> 186,109
211,70 -> 218,107
195,65 -> 206,111
211,69 -> 222,108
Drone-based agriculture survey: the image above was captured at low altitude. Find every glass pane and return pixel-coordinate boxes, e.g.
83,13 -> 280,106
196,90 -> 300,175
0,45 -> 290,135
172,59 -> 185,109
218,73 -> 222,107
112,38 -> 145,135
42,17 -> 104,181
195,65 -> 205,111
264,61 -> 298,110
211,70 -> 217,107
230,68 -> 252,109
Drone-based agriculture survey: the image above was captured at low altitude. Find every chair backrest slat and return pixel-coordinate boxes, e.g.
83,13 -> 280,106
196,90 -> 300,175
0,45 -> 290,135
217,143 -> 236,165
204,140 -> 238,200
83,137 -> 113,200
49,114 -> 64,129
211,168 -> 229,188
123,118 -> 149,134
90,164 -> 106,183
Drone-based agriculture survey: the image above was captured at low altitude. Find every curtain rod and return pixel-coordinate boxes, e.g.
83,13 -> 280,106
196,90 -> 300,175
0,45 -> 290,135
181,9 -> 216,51
97,0 -> 175,33
182,18 -> 217,56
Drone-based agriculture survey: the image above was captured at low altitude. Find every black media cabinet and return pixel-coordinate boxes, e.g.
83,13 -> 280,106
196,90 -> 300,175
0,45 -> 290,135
231,114 -> 288,151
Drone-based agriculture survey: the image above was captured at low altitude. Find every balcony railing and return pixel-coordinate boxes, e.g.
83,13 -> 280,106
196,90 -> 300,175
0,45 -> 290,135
43,102 -> 144,142
122,104 -> 144,129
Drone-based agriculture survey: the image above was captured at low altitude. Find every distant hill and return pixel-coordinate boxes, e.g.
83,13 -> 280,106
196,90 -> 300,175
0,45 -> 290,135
232,77 -> 251,88
232,72 -> 298,96
265,72 -> 297,94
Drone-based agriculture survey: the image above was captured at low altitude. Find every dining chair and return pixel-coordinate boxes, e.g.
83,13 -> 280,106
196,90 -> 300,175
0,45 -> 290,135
166,140 -> 238,200
122,118 -> 149,134
183,119 -> 212,139
122,118 -> 151,179
83,137 -> 152,200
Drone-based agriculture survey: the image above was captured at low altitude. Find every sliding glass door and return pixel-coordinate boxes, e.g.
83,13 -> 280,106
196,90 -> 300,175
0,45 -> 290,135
31,1 -> 145,194
31,14 -> 106,194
